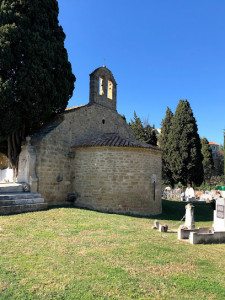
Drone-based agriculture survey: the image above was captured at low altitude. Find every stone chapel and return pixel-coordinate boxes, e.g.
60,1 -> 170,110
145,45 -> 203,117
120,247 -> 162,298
15,66 -> 163,216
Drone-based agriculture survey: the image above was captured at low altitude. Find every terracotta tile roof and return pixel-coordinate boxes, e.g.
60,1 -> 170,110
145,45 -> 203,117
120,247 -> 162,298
72,133 -> 162,151
209,142 -> 219,146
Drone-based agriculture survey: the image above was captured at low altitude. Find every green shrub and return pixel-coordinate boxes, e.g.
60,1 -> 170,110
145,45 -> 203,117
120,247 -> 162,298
215,175 -> 225,185
195,185 -> 216,191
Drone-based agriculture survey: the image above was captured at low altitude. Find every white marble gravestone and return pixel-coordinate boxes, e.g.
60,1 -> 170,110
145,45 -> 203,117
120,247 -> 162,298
213,198 -> 225,232
185,203 -> 195,229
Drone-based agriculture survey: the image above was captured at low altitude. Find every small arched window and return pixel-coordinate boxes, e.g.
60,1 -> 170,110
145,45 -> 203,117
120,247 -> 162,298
99,76 -> 104,95
107,80 -> 113,99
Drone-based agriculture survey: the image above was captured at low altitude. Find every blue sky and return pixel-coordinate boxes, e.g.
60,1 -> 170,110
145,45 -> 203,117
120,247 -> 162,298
58,0 -> 225,145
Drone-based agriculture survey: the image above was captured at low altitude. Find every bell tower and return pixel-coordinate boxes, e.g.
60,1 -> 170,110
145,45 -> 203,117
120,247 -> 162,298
89,66 -> 117,111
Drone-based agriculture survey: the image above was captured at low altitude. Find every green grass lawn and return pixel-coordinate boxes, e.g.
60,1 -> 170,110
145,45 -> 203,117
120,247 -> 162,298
0,200 -> 225,299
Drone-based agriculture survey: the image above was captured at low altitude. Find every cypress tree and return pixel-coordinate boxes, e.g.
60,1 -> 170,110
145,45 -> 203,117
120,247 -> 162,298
0,0 -> 75,175
129,112 -> 145,142
168,100 -> 204,186
129,112 -> 157,146
159,107 -> 174,185
201,137 -> 214,184
143,125 -> 157,146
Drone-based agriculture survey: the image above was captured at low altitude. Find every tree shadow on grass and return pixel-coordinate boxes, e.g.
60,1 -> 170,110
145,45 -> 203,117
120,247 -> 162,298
153,199 -> 214,222
47,199 -> 214,223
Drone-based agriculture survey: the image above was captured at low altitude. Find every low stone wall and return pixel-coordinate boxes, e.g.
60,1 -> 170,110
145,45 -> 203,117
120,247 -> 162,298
189,231 -> 225,244
73,146 -> 162,216
178,227 -> 213,240
178,227 -> 225,244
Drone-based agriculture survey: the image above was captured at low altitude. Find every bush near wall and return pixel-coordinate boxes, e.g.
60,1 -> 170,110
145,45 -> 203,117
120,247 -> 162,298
0,153 -> 9,170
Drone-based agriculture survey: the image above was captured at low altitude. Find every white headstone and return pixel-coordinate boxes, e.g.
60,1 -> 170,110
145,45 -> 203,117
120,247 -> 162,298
185,203 -> 195,229
213,198 -> 225,232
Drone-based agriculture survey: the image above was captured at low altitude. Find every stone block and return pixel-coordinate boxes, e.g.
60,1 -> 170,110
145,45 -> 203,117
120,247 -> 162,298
152,219 -> 159,229
159,224 -> 168,232
189,231 -> 225,244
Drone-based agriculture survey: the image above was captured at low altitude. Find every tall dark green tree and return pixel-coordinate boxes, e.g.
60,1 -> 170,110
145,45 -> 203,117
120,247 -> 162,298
168,100 -> 204,186
129,112 -> 145,142
159,107 -> 174,185
201,137 -> 214,184
143,125 -> 157,146
129,112 -> 157,146
0,0 -> 75,175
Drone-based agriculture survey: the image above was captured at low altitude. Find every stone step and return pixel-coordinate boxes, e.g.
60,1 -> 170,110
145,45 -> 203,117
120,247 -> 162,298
0,187 -> 47,215
0,198 -> 44,206
0,183 -> 25,193
0,203 -> 48,216
0,193 -> 42,200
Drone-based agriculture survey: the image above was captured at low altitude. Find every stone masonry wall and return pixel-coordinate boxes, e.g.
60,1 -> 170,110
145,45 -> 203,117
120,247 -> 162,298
66,104 -> 135,145
32,125 -> 73,205
73,147 -> 162,216
32,103 -> 135,205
